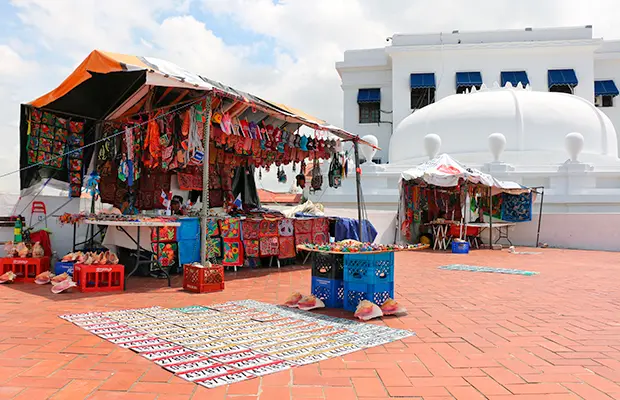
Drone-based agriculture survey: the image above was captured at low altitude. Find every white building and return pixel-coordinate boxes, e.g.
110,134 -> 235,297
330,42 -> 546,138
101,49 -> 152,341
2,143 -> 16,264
311,26 -> 620,251
336,25 -> 620,162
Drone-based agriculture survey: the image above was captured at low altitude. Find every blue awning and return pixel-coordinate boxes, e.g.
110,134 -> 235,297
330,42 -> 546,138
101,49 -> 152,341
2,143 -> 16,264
595,80 -> 619,97
455,72 -> 483,89
410,73 -> 436,89
357,88 -> 381,103
501,71 -> 529,87
548,69 -> 578,87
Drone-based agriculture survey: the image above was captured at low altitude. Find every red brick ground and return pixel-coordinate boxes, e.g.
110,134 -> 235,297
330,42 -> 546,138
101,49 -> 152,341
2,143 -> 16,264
1,248 -> 620,399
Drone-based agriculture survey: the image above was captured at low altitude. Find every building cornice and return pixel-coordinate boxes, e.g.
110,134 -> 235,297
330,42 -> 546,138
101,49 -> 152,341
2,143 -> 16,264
386,39 -> 603,54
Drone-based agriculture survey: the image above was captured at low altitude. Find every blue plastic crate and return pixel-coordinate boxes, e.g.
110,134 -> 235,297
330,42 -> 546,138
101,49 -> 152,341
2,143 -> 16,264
343,281 -> 394,312
343,252 -> 394,285
55,261 -> 75,276
178,218 -> 200,241
451,241 -> 470,254
178,239 -> 200,265
311,277 -> 344,308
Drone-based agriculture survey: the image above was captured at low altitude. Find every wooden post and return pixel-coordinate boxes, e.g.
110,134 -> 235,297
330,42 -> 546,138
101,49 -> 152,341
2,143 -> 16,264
200,93 -> 213,265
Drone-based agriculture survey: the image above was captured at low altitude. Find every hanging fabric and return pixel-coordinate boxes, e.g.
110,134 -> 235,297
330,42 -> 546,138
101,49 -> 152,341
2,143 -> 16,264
328,153 -> 343,189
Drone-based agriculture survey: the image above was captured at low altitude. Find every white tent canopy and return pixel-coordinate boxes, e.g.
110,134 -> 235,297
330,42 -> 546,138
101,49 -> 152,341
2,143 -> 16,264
401,154 -> 494,187
401,154 -> 529,193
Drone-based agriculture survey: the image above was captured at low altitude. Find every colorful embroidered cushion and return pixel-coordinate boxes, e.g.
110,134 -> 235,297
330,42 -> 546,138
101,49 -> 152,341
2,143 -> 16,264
222,239 -> 243,266
295,232 -> 313,247
151,242 -> 179,268
242,219 -> 260,240
313,231 -> 329,245
259,219 -> 279,237
207,219 -> 219,237
243,240 -> 260,258
207,237 -> 222,258
294,218 -> 313,234
278,237 -> 296,259
278,219 -> 295,237
312,218 -> 329,236
259,236 -> 279,257
151,226 -> 177,243
219,218 -> 241,238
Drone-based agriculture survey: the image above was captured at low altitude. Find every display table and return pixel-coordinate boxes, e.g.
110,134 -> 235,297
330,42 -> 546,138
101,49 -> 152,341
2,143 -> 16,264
85,219 -> 181,289
466,222 -> 516,246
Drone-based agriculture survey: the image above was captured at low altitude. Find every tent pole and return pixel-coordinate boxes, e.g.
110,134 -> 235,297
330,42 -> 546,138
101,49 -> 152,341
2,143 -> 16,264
535,187 -> 545,247
200,93 -> 213,265
353,139 -> 363,241
488,186 -> 493,250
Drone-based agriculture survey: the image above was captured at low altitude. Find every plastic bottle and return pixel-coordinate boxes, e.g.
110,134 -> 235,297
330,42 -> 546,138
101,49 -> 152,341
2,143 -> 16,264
14,216 -> 22,243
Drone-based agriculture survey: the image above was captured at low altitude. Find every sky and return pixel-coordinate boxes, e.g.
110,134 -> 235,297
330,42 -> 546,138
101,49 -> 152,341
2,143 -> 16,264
0,0 -> 619,193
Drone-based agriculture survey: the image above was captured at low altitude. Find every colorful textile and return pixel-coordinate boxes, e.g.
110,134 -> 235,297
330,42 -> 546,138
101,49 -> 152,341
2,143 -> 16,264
207,237 -> 222,258
294,218 -> 313,234
295,232 -> 313,247
278,218 -> 294,237
219,218 -> 241,239
151,242 -> 179,269
501,192 -> 533,222
223,238 -> 243,266
259,236 -> 279,257
259,219 -> 279,237
151,226 -> 177,242
66,121 -> 85,197
479,194 -> 502,219
438,264 -> 538,276
137,171 -> 171,210
242,219 -> 260,240
209,189 -> 224,208
207,219 -> 219,237
27,112 -> 69,169
278,236 -> 296,259
177,172 -> 202,191
313,230 -> 329,245
312,218 -> 329,235
243,239 -> 260,258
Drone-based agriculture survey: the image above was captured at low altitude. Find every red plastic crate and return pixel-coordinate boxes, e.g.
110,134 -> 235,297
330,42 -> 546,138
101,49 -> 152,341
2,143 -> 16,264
183,264 -> 225,293
74,264 -> 124,293
0,257 -> 50,282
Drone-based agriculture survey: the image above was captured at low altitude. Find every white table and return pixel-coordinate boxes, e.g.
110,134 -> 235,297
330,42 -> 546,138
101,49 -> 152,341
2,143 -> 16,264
466,222 -> 516,246
85,219 -> 181,289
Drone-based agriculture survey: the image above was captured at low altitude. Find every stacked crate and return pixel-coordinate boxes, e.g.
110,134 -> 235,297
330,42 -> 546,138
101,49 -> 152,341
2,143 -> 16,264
342,252 -> 395,312
310,252 -> 344,308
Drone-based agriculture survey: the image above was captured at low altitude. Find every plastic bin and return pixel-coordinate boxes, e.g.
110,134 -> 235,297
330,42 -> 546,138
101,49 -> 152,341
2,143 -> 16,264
451,241 -> 470,254
54,261 -> 75,276
343,281 -> 394,312
343,252 -> 394,285
311,252 -> 344,280
311,277 -> 344,308
183,264 -> 225,293
0,257 -> 50,282
73,263 -> 124,293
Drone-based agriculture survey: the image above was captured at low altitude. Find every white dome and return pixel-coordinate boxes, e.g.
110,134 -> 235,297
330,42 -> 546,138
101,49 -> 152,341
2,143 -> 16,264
389,87 -> 619,165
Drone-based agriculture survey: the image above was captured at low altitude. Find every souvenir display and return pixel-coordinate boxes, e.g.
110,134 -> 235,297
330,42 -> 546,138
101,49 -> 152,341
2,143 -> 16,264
298,241 -> 428,254
0,271 -> 16,284
60,301 -> 413,389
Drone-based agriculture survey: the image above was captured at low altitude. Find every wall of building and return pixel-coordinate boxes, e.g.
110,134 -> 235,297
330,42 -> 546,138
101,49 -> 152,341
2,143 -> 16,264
389,44 -> 598,132
595,56 -> 620,155
338,49 -> 393,162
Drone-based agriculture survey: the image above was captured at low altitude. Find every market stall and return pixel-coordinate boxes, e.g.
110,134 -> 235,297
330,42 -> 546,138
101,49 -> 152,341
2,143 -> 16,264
16,50 -> 377,289
397,154 -> 542,250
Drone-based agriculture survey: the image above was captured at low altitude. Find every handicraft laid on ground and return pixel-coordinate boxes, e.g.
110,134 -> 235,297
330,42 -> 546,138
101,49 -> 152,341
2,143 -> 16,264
59,300 -> 413,389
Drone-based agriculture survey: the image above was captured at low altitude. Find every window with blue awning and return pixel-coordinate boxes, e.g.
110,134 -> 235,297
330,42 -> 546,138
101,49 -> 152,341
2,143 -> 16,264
595,80 -> 619,97
410,73 -> 436,89
548,69 -> 578,87
501,71 -> 529,87
455,72 -> 483,89
357,88 -> 381,103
